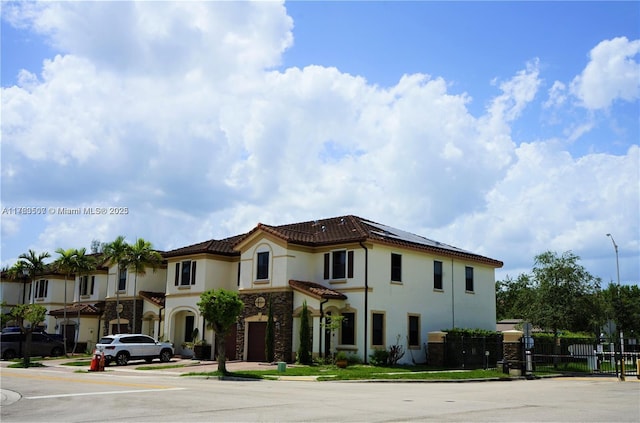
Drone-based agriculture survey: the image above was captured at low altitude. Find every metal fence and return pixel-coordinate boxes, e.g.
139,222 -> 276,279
528,337 -> 639,378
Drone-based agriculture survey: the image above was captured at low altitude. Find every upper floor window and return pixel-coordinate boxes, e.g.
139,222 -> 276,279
340,312 -> 355,345
175,261 -> 197,286
372,312 -> 385,346
35,279 -> 48,299
465,266 -> 474,292
256,251 -> 269,280
118,267 -> 127,291
391,253 -> 402,282
80,275 -> 95,296
434,260 -> 443,290
324,250 -> 354,280
237,262 -> 241,287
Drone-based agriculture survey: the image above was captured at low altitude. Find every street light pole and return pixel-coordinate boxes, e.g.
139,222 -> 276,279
606,233 -> 624,379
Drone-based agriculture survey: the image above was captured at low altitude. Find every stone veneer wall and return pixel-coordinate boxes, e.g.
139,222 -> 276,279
239,291 -> 293,362
102,299 -> 143,335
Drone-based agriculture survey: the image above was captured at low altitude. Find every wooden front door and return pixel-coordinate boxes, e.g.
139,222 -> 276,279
246,322 -> 266,362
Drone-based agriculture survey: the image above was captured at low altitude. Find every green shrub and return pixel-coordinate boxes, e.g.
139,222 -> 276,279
369,348 -> 389,366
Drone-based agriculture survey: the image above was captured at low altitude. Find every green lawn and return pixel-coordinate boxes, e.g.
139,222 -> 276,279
182,364 -> 510,381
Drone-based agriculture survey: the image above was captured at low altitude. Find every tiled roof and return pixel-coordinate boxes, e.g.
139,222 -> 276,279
163,234 -> 246,258
49,302 -> 104,317
289,280 -> 348,300
253,215 -> 503,267
162,215 -> 502,267
139,291 -> 166,307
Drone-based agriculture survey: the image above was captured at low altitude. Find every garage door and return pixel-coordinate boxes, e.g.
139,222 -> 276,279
246,322 -> 266,362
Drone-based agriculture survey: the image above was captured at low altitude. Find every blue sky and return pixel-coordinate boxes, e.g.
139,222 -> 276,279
1,1 -> 638,287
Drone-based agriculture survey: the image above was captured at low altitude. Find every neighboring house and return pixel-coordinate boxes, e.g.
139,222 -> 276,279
102,260 -> 167,335
48,255 -> 109,351
162,215 -> 503,364
26,268 -> 74,338
162,235 -> 244,358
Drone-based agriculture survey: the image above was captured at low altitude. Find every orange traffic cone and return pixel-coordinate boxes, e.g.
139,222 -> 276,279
89,350 -> 99,371
99,352 -> 105,371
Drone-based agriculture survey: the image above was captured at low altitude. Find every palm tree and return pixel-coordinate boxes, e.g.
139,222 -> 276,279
18,250 -> 51,305
54,248 -> 77,356
69,248 -> 96,352
103,236 -> 129,333
6,261 -> 31,304
125,238 -> 163,333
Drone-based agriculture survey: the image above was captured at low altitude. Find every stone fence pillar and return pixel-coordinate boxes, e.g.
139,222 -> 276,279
503,330 -> 523,376
427,331 -> 447,367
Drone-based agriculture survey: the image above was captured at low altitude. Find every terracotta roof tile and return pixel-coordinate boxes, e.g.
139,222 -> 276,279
289,280 -> 348,300
49,302 -> 104,317
163,234 -> 245,258
139,291 -> 166,307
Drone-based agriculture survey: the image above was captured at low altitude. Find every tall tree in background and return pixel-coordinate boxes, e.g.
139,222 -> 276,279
54,248 -> 77,356
70,248 -> 96,352
495,274 -> 535,321
603,283 -> 640,338
18,249 -> 51,304
528,251 -> 602,337
103,236 -> 129,333
298,300 -> 311,364
6,261 -> 31,304
125,238 -> 163,333
197,289 -> 244,374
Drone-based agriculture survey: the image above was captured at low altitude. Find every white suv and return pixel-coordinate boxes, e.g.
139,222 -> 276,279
96,334 -> 174,366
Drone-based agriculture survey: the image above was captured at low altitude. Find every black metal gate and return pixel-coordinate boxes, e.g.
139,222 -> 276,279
527,336 -> 639,378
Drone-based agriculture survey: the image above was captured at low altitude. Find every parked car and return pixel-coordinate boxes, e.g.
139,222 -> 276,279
0,332 -> 65,360
96,334 -> 174,366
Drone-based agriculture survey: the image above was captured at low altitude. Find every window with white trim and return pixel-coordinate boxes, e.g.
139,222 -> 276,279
465,266 -> 474,292
391,253 -> 402,282
35,279 -> 48,299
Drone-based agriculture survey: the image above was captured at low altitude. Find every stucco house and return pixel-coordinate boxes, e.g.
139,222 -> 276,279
162,215 -> 503,364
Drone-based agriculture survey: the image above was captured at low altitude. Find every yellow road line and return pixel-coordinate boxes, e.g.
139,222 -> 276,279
1,370 -> 173,389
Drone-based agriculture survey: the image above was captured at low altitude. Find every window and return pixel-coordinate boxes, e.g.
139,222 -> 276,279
340,312 -> 355,345
118,267 -> 127,291
408,315 -> 420,347
256,251 -> 269,280
175,261 -> 197,286
372,312 -> 384,346
391,253 -> 402,282
434,261 -> 443,290
332,250 -> 346,279
35,279 -> 48,298
237,262 -> 241,287
324,250 -> 355,280
465,266 -> 474,292
80,276 -> 95,296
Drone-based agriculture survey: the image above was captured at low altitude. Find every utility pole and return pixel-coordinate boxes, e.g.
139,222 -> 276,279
606,233 -> 624,380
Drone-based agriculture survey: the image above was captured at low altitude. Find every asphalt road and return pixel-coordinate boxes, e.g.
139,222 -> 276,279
1,363 -> 638,422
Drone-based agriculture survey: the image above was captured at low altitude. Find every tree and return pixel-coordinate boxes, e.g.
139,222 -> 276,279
6,261 -> 31,304
298,300 -> 311,364
197,289 -> 244,374
10,303 -> 47,367
495,274 -> 536,321
103,236 -> 129,333
18,249 -> 51,304
54,248 -> 77,356
603,283 -> 640,338
527,251 -> 602,338
69,248 -> 96,352
265,295 -> 275,363
124,238 -> 162,333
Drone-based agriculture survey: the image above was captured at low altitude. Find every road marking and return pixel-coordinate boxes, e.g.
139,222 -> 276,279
1,370 -> 174,389
26,388 -> 185,400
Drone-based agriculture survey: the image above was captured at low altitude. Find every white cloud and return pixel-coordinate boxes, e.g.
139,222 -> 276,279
1,2 -> 638,287
571,37 -> 640,110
